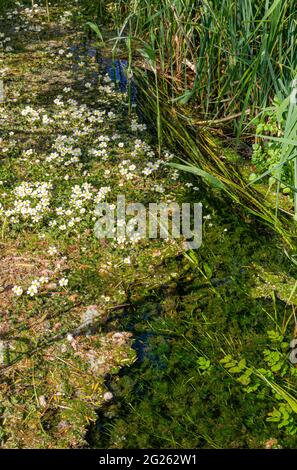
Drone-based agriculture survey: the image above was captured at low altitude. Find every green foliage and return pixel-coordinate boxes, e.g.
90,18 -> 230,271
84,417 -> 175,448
168,163 -> 226,191
196,356 -> 212,374
267,404 -> 296,435
98,0 -> 297,135
136,72 -> 295,245
251,110 -> 285,179
87,204 -> 297,449
251,96 -> 293,190
249,84 -> 297,220
220,329 -> 297,436
86,21 -> 104,42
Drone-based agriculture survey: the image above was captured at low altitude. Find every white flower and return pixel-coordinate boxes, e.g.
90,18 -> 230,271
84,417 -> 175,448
31,279 -> 41,288
12,285 -> 23,296
124,257 -> 131,265
48,246 -> 58,256
42,114 -> 50,125
54,98 -> 63,106
103,391 -> 113,401
59,277 -> 68,287
27,284 -> 38,297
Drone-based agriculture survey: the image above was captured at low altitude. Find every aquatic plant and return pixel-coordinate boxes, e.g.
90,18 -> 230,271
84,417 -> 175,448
85,0 -> 296,242
0,0 -> 187,447
1,0 -> 297,451
91,0 -> 296,136
133,70 -> 296,246
249,83 -> 297,221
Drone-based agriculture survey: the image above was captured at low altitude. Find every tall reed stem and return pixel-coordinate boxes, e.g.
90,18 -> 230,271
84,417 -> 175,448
45,0 -> 50,23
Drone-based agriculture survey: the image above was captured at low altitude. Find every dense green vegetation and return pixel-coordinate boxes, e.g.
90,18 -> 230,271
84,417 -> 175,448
87,217 -> 297,448
83,0 -> 297,240
87,0 -> 296,129
83,0 -> 297,449
0,0 -> 297,450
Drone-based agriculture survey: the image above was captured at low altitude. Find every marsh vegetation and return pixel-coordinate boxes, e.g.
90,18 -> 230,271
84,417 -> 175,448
0,0 -> 297,449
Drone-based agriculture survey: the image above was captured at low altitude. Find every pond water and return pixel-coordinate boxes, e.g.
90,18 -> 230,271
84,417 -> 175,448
85,228 -> 291,448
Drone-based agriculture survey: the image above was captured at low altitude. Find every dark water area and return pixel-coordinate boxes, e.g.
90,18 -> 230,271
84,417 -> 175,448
85,231 -> 293,449
69,43 -> 137,99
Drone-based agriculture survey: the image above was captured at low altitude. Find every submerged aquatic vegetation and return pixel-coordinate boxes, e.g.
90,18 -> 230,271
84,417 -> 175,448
87,226 -> 297,449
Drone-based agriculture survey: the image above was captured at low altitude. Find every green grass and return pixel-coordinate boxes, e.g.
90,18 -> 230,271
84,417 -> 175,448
133,70 -> 296,246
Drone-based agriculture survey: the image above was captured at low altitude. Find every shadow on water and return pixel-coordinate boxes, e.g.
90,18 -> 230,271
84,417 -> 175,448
85,216 -> 294,448
70,43 -> 137,98
99,56 -> 138,104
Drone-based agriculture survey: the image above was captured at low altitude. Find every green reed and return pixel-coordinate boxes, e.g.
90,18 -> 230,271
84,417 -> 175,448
135,70 -> 296,246
101,0 -> 296,136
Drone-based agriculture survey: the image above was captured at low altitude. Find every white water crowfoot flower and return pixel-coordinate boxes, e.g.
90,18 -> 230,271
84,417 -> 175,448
27,284 -> 38,297
5,182 -> 52,225
48,246 -> 58,256
103,391 -> 113,401
59,277 -> 69,287
12,285 -> 23,296
14,276 -> 51,299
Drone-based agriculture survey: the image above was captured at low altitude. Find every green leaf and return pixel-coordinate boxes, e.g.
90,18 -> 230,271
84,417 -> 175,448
168,163 -> 226,190
203,263 -> 212,279
86,22 -> 104,42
